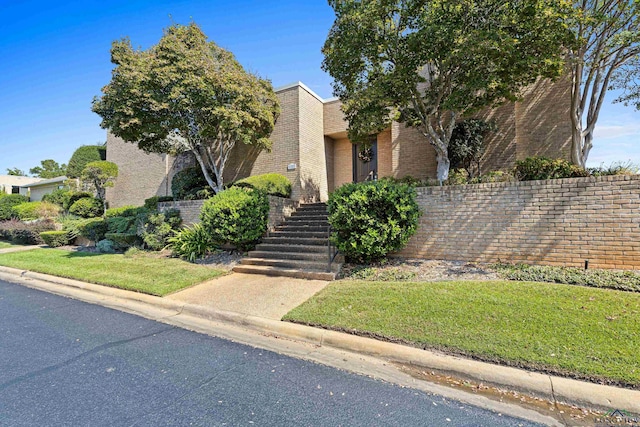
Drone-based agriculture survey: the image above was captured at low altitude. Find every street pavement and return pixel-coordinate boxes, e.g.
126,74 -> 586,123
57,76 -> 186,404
0,279 -> 543,426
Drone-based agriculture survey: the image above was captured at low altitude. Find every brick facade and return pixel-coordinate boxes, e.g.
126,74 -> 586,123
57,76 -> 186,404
397,175 -> 640,270
107,79 -> 571,207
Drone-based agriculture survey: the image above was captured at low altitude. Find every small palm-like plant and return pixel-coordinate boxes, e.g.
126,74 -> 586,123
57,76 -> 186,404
168,223 -> 214,262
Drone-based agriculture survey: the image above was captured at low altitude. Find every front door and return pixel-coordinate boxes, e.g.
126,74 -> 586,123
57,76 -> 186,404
353,140 -> 378,182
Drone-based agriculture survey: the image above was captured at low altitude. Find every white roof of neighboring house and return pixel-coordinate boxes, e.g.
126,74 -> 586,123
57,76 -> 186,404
19,176 -> 68,188
0,175 -> 43,186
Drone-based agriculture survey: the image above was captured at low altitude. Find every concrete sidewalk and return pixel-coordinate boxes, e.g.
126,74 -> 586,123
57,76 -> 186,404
167,273 -> 328,319
0,264 -> 639,423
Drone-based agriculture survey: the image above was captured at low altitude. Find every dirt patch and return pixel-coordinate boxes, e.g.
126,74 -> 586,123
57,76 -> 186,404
194,250 -> 243,271
340,258 -> 499,282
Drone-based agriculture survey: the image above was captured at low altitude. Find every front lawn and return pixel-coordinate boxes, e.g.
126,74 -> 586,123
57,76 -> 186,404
0,249 -> 225,296
284,280 -> 640,388
0,241 -> 14,249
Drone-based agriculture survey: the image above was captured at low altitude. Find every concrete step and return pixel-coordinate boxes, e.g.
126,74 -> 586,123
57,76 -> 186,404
247,251 -> 326,261
232,264 -> 337,281
261,237 -> 330,246
269,230 -> 329,238
286,215 -> 329,222
254,243 -> 328,253
275,225 -> 329,233
240,257 -> 332,271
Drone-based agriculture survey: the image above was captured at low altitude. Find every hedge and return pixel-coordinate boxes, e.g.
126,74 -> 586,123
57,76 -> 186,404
232,173 -> 291,198
39,231 -> 69,248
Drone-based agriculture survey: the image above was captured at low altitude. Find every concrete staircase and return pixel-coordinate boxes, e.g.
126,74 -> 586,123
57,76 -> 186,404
232,203 -> 343,280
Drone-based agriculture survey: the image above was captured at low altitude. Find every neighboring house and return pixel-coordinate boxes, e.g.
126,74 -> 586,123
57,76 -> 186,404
0,175 -> 42,197
106,77 -> 571,208
20,176 -> 69,201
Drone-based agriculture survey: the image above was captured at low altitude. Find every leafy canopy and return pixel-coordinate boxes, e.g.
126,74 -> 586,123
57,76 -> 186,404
67,145 -> 106,178
29,159 -> 67,178
92,22 -> 280,194
323,0 -> 573,181
81,161 -> 118,206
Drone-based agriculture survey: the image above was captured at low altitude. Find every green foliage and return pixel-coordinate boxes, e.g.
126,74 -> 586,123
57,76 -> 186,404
0,194 -> 29,220
6,168 -> 26,176
11,201 -> 60,221
200,187 -> 269,251
39,231 -> 69,248
105,205 -> 140,218
328,180 -> 421,263
42,189 -> 71,207
323,0 -> 572,181
171,167 -> 210,200
346,266 -> 417,282
63,191 -> 93,210
81,161 -> 118,202
104,232 -> 139,248
588,161 -> 640,177
69,197 -> 104,218
67,145 -> 106,178
92,22 -> 280,194
169,223 -> 215,262
0,219 -> 55,245
29,159 -> 67,178
139,209 -> 182,250
96,239 -> 118,254
448,119 -> 497,180
77,218 -> 108,242
232,173 -> 292,198
513,157 -> 589,181
492,263 -> 640,293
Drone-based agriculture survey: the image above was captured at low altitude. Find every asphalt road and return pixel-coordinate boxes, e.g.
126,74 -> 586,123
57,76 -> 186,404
0,279 -> 543,426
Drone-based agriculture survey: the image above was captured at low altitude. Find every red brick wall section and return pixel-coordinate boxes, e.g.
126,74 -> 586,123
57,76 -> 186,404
396,175 -> 640,270
158,196 -> 299,230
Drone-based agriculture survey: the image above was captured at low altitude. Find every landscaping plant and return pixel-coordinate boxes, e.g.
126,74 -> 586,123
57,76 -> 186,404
200,187 -> 269,251
328,180 -> 421,263
39,231 -> 69,248
513,156 -> 589,181
232,173 -> 292,198
169,223 -> 215,262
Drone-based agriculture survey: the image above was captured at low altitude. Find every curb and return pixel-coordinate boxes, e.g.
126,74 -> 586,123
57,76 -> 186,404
1,265 -> 639,415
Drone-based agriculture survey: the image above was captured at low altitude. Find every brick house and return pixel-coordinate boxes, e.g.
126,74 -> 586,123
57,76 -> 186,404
106,78 -> 571,208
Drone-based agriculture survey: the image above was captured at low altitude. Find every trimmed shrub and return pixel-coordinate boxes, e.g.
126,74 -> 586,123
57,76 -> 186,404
63,191 -> 94,210
105,232 -> 139,248
69,197 -> 104,218
0,219 -> 56,245
143,196 -> 174,210
328,180 -> 421,263
42,189 -> 71,207
171,167 -> 210,200
78,218 -> 108,242
96,239 -> 118,254
105,205 -> 139,218
40,231 -> 69,248
0,194 -> 29,220
12,201 -> 60,221
513,157 -> 589,181
232,173 -> 292,198
169,223 -> 215,262
139,209 -> 182,250
67,145 -> 106,178
201,187 -> 269,251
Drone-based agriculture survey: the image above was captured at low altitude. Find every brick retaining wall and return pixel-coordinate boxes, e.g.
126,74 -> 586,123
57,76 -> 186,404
396,175 -> 640,270
159,196 -> 298,230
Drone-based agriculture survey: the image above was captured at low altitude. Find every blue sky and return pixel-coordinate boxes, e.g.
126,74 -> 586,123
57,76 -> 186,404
0,0 -> 637,174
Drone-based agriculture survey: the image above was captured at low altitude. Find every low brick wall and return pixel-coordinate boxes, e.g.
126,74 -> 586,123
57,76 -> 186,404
396,175 -> 640,270
158,196 -> 298,229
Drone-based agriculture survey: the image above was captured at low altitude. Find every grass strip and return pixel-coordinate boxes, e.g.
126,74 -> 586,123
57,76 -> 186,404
0,241 -> 15,249
0,248 -> 225,296
284,280 -> 640,388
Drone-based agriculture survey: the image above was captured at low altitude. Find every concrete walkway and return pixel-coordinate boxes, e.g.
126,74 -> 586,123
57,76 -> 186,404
167,273 -> 328,319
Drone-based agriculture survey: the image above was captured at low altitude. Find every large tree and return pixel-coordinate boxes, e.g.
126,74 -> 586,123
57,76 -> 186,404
323,0 -> 573,182
92,23 -> 280,194
568,0 -> 640,167
6,168 -> 26,176
81,161 -> 118,215
29,159 -> 67,178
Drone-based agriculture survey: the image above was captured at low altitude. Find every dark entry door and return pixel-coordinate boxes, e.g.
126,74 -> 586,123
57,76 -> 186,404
353,140 -> 378,182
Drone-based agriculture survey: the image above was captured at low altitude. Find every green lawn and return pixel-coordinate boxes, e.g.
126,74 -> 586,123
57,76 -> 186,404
284,280 -> 640,388
0,241 -> 14,249
0,248 -> 225,296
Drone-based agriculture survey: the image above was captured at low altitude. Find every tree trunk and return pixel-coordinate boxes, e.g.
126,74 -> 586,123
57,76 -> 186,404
435,150 -> 450,184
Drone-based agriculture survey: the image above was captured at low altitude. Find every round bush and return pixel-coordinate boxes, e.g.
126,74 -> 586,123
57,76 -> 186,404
328,180 -> 421,263
69,197 -> 104,218
232,173 -> 292,198
513,157 -> 589,181
63,191 -> 94,210
200,187 -> 269,251
171,167 -> 210,200
67,145 -> 106,178
96,239 -> 118,254
12,201 -> 60,221
0,194 -> 29,220
39,231 -> 69,248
